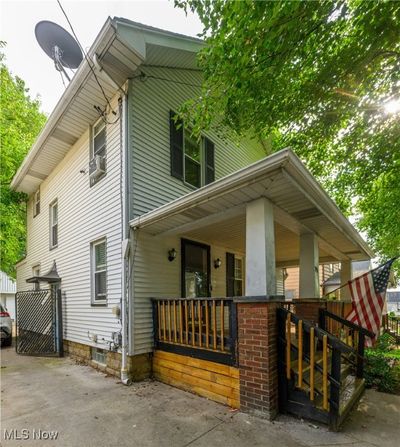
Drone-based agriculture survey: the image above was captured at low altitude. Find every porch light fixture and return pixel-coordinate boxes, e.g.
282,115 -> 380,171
283,267 -> 289,281
168,248 -> 177,262
214,258 -> 222,269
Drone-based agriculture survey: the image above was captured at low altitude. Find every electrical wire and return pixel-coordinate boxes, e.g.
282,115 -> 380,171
131,71 -> 203,89
56,0 -> 117,122
59,70 -> 67,89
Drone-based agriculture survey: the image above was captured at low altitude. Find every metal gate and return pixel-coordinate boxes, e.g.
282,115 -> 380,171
15,289 -> 63,357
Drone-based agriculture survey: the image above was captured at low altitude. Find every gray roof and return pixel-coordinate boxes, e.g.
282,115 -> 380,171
322,271 -> 341,286
387,291 -> 400,303
114,17 -> 204,43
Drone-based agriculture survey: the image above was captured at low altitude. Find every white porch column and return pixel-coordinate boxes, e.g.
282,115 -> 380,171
299,233 -> 320,298
340,260 -> 352,300
245,198 -> 276,297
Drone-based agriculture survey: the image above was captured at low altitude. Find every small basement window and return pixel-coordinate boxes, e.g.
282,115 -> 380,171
91,347 -> 106,365
33,188 -> 40,217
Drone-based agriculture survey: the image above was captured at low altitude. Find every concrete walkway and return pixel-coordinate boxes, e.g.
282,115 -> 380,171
1,345 -> 399,447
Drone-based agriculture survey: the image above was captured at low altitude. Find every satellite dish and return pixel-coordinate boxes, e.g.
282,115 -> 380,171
35,20 -> 83,82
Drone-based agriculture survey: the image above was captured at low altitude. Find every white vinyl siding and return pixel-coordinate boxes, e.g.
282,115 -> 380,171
16,95 -> 122,348
32,264 -> 40,291
131,233 -> 287,355
131,233 -> 245,354
128,66 -> 267,219
128,66 -> 268,355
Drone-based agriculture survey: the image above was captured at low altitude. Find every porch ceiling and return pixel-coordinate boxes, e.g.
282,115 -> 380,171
181,215 -> 334,267
130,150 -> 374,263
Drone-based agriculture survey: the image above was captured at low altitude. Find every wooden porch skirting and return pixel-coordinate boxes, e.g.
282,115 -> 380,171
153,350 -> 240,408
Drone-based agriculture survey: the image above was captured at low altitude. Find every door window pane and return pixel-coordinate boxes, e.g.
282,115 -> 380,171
183,241 -> 209,298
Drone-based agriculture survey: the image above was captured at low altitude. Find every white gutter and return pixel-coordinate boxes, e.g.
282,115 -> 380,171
10,18 -> 116,192
283,156 -> 374,259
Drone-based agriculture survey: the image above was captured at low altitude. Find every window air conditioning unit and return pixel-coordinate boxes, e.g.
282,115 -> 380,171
89,155 -> 105,179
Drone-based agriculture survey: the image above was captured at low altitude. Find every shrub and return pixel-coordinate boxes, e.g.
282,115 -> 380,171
364,334 -> 400,394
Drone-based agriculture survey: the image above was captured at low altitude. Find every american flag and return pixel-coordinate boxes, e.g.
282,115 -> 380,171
346,258 -> 396,346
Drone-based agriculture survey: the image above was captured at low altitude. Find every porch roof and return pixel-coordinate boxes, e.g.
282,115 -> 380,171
129,149 -> 373,265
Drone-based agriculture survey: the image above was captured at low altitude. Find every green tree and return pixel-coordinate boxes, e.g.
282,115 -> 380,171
0,47 -> 46,277
176,0 -> 400,276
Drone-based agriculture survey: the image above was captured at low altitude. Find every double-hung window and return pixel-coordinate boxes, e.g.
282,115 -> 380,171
183,129 -> 202,188
93,120 -> 106,158
170,111 -> 215,188
33,188 -> 40,217
226,253 -> 244,297
91,238 -> 107,304
49,200 -> 58,249
90,119 -> 106,186
233,257 -> 244,296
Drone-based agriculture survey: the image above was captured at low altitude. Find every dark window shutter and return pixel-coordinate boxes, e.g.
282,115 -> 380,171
170,110 -> 184,180
226,252 -> 235,297
204,137 -> 215,184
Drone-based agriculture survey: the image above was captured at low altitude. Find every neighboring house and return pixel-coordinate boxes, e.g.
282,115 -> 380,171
321,260 -> 372,297
285,260 -> 372,299
0,271 -> 16,320
11,19 -> 374,425
285,263 -> 341,299
386,290 -> 400,315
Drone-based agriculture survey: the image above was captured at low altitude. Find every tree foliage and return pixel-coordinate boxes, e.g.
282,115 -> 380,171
0,48 -> 46,277
176,0 -> 400,276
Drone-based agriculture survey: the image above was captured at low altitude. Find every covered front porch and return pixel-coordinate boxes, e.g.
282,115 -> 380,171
129,149 -> 373,428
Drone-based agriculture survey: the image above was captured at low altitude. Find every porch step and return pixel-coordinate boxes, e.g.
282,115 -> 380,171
290,351 -> 354,387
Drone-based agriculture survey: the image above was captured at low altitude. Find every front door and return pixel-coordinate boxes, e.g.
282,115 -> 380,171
181,239 -> 211,298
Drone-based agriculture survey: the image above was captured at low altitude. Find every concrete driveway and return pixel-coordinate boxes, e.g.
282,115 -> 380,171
1,344 -> 399,447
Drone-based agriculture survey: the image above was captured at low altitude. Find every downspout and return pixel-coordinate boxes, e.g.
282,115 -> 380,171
121,238 -> 131,385
120,90 -> 131,385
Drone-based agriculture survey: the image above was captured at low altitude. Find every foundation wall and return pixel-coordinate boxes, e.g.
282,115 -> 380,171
63,340 -> 151,381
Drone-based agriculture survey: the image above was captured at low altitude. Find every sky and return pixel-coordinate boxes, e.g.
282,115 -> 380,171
0,0 -> 203,114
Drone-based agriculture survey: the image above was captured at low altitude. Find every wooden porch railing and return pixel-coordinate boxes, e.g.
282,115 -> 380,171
382,314 -> 400,342
152,297 -> 237,366
319,309 -> 375,377
277,306 -> 368,430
